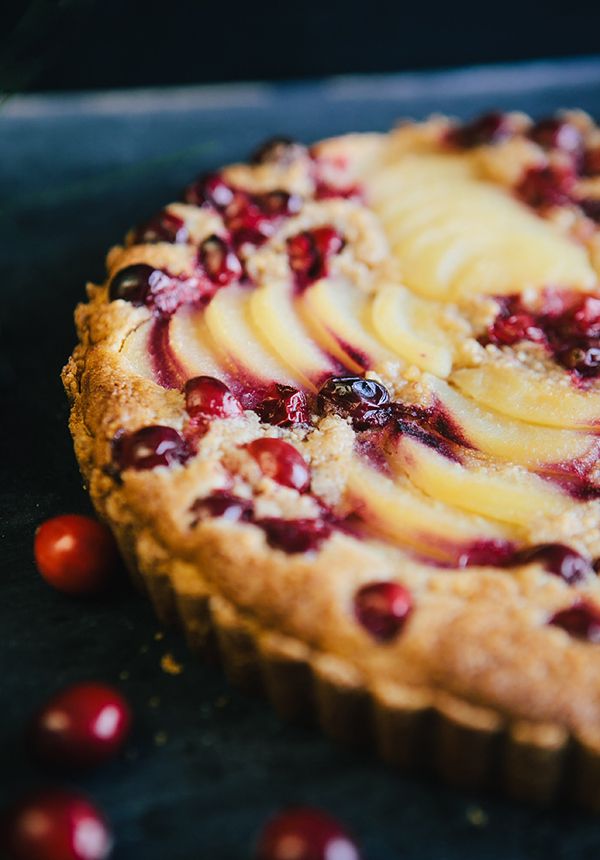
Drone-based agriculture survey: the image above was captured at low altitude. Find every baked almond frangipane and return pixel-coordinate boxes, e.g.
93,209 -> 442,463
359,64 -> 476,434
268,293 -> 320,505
63,111 -> 600,807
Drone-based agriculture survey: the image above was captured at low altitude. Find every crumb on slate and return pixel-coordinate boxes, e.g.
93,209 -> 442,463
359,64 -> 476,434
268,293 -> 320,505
160,652 -> 183,675
465,805 -> 488,827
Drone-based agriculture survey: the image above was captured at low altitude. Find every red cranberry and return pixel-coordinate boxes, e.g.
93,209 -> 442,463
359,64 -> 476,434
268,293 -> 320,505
449,112 -> 514,148
529,118 -> 583,156
183,172 -> 234,209
190,492 -> 253,525
1,789 -> 112,860
572,296 -> 600,336
287,227 -> 344,290
34,515 -> 119,596
31,683 -> 131,770
516,543 -> 593,585
184,376 -> 243,421
583,146 -> 600,176
198,235 -> 242,285
246,438 -> 310,492
255,190 -> 302,218
224,192 -> 277,248
250,136 -> 306,166
131,210 -> 188,245
556,342 -> 600,376
516,164 -> 575,208
259,517 -> 332,553
314,179 -> 362,201
580,199 -> 600,223
488,312 -> 545,346
457,538 -> 518,568
255,806 -> 360,860
549,600 -> 600,642
317,376 -> 391,430
354,581 -> 413,642
113,426 -> 189,472
257,385 -> 311,426
108,264 -> 161,305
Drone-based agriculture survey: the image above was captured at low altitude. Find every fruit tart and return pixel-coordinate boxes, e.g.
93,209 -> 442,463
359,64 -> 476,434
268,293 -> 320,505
63,110 -> 600,807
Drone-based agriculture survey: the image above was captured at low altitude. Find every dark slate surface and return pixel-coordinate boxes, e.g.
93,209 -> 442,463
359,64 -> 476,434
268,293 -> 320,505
3,57 -> 600,859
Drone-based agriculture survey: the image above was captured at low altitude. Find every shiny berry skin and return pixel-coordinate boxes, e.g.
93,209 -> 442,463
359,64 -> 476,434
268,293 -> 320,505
250,136 -> 306,166
34,516 -> 119,596
246,438 -> 310,492
488,312 -> 545,346
198,235 -> 242,285
190,492 -> 253,525
259,518 -> 332,553
557,342 -> 600,376
131,210 -> 188,245
354,581 -> 413,642
113,426 -> 189,472
108,264 -> 160,305
258,385 -> 311,426
516,543 -> 593,585
516,164 -> 575,208
317,376 -> 391,430
31,683 -> 132,770
529,118 -> 583,155
184,172 -> 234,209
449,112 -> 514,148
549,600 -> 600,642
255,806 -> 360,860
1,789 -> 112,860
287,227 -> 344,290
184,376 -> 243,421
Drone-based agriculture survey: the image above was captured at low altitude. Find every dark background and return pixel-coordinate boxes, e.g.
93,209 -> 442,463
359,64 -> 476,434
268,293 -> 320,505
2,0 -> 600,95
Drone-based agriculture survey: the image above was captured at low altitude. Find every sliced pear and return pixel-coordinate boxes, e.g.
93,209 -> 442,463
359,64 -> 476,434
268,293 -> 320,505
119,319 -> 154,379
390,435 -> 572,527
452,364 -> 600,430
371,283 -> 455,376
169,304 -> 225,379
205,285 -> 299,385
298,278 -> 398,373
348,459 -> 516,561
250,278 -> 346,388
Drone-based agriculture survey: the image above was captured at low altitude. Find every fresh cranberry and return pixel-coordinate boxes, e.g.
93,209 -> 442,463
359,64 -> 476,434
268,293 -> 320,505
488,312 -> 545,346
583,146 -> 600,176
449,112 -> 514,148
255,806 -> 360,860
31,683 -> 131,770
354,581 -> 413,642
190,492 -> 253,525
108,265 -> 198,315
529,118 -> 583,156
287,227 -> 344,290
108,264 -> 162,305
317,376 -> 391,430
183,172 -> 234,208
34,516 -> 119,596
259,517 -> 332,553
516,164 -> 575,208
257,385 -> 311,426
184,376 -> 243,421
580,199 -> 600,223
198,235 -> 242,285
246,438 -> 310,492
516,543 -> 593,585
1,790 -> 112,860
250,136 -> 306,166
549,600 -> 600,642
131,210 -> 188,245
113,426 -> 189,472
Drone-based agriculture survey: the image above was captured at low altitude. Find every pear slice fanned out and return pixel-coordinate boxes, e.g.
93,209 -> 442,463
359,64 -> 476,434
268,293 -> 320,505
168,305 -> 225,380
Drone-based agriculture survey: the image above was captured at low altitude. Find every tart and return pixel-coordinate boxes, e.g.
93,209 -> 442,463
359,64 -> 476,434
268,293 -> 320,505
63,110 -> 600,808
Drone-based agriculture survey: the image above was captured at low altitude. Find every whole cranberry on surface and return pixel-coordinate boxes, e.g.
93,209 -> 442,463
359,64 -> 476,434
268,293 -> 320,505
112,426 -> 189,472
354,581 -> 413,642
246,438 -> 311,492
255,806 -> 360,860
1,789 -> 112,860
31,683 -> 132,770
184,376 -> 243,421
34,516 -> 119,596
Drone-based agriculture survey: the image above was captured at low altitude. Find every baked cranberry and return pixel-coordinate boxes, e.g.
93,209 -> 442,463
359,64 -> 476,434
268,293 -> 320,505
516,543 -> 593,585
183,172 -> 234,208
257,385 -> 311,426
449,112 -> 514,148
131,210 -> 188,245
190,492 -> 253,525
108,264 -> 162,305
246,438 -> 310,492
354,581 -> 413,642
556,342 -> 600,376
572,295 -> 600,336
580,199 -> 600,223
259,517 -> 332,553
317,376 -> 391,430
113,426 -> 189,472
1,789 -> 112,860
516,164 -> 575,208
184,376 -> 243,421
250,136 -> 306,165
549,600 -> 600,642
34,515 -> 119,596
529,118 -> 583,156
255,806 -> 360,860
287,226 -> 344,290
255,190 -> 302,218
488,312 -> 545,346
583,146 -> 600,176
314,179 -> 362,201
31,683 -> 131,770
198,235 -> 242,285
